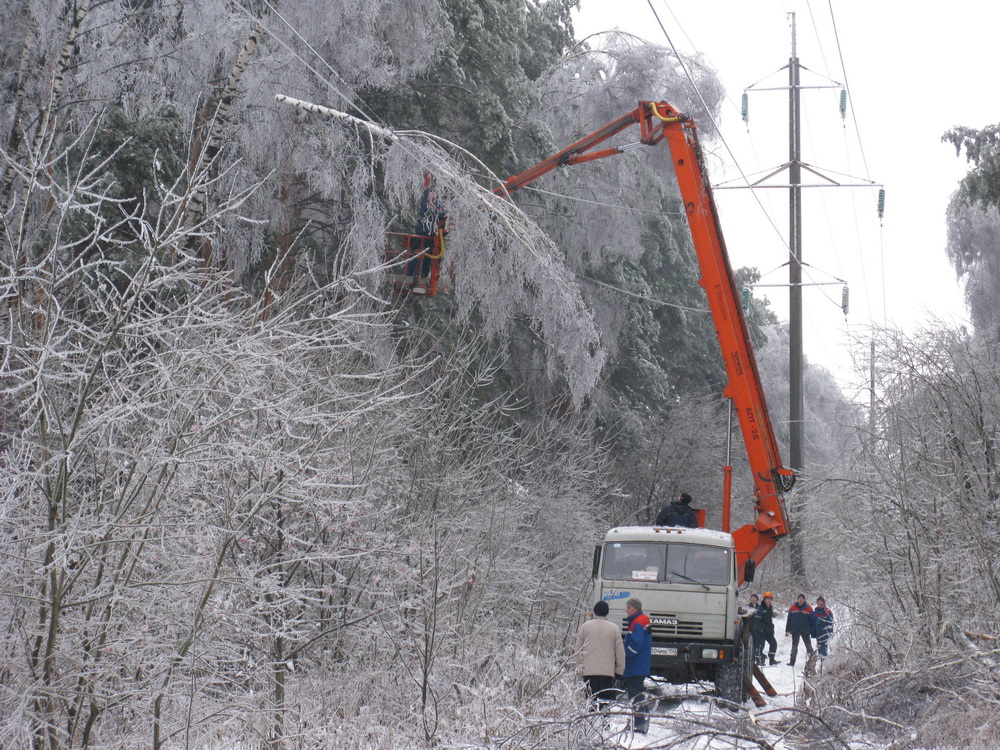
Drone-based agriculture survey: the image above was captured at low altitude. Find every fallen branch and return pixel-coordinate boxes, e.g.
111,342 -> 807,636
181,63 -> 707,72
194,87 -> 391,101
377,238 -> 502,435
943,621 -> 1000,676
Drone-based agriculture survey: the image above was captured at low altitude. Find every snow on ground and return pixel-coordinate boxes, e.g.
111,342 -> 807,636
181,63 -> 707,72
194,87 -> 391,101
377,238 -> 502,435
595,631 -> 835,749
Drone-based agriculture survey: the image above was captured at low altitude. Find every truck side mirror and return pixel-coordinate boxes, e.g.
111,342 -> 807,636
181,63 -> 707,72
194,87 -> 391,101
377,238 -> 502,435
592,545 -> 601,579
743,559 -> 756,583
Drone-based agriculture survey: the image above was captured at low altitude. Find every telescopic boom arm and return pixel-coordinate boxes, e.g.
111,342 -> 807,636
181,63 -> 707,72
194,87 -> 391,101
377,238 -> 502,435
496,101 -> 795,577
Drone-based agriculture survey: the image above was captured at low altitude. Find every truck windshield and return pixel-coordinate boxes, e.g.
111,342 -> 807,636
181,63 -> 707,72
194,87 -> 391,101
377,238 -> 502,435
666,544 -> 731,586
602,542 -> 730,585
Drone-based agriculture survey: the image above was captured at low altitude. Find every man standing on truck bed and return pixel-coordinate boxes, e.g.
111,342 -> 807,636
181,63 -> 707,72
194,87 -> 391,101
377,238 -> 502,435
785,594 -> 815,666
574,601 -> 626,709
623,598 -> 652,734
655,492 -> 698,527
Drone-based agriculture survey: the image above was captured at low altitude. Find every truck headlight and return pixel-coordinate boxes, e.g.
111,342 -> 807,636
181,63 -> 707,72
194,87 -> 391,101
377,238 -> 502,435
702,648 -> 720,660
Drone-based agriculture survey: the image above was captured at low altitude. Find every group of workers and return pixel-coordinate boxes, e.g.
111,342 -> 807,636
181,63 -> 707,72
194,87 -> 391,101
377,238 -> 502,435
651,492 -> 836,668
573,591 -> 836,729
748,592 -> 834,666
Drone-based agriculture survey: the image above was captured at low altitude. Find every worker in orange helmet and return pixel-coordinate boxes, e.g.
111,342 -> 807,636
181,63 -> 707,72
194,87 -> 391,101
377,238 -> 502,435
753,592 -> 779,666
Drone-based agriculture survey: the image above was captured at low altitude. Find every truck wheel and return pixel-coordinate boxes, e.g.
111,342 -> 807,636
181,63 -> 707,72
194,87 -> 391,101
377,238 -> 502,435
715,637 -> 752,704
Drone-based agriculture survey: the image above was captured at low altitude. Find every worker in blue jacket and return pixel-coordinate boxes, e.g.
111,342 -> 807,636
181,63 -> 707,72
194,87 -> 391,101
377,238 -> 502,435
811,596 -> 834,658
784,594 -> 814,666
623,598 -> 652,734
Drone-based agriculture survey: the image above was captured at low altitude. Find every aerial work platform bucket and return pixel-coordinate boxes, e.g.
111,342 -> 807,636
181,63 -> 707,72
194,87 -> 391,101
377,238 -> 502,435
386,231 -> 445,296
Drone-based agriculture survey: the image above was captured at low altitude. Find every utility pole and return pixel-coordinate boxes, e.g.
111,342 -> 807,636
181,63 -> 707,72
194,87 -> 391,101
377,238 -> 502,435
788,14 -> 804,480
787,14 -> 806,580
721,12 -> 881,581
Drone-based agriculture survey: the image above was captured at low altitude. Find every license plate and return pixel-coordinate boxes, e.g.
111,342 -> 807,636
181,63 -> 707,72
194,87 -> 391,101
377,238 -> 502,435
652,647 -> 678,656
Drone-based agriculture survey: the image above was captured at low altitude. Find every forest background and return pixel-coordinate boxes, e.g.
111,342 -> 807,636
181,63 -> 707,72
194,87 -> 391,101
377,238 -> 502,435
3,1 -> 1000,748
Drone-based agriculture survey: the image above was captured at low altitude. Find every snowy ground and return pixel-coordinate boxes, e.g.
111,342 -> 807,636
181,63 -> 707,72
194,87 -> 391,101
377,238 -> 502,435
585,634 -> 840,749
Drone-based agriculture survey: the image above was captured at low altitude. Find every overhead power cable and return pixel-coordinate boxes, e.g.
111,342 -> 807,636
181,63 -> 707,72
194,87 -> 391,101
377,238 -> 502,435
255,0 -> 388,134
520,185 -> 685,216
579,274 -> 707,313
825,0 -> 885,323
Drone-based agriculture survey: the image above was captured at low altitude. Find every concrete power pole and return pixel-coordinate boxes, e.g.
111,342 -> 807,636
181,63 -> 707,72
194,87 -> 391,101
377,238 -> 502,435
728,13 -> 881,581
787,13 -> 806,580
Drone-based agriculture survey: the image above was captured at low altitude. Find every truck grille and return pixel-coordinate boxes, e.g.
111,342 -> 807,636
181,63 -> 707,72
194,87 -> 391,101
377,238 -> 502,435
652,619 -> 703,637
622,615 -> 704,638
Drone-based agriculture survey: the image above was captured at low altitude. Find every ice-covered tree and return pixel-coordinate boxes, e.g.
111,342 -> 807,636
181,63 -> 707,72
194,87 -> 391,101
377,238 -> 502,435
0,4 -> 618,747
811,324 -> 1000,748
945,199 -> 1000,342
0,107 -> 612,750
943,123 -> 1000,346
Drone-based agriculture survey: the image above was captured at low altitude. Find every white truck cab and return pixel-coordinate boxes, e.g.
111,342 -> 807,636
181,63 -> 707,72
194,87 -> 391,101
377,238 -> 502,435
592,525 -> 753,702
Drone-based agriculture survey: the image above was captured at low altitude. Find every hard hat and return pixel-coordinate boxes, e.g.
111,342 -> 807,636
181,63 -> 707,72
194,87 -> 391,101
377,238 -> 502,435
763,592 -> 773,598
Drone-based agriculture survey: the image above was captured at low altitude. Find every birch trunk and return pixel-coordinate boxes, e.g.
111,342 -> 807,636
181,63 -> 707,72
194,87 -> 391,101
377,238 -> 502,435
0,20 -> 36,199
182,18 -> 267,266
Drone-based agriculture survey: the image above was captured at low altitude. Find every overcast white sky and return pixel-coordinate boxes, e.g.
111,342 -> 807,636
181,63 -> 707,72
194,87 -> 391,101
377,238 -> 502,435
573,0 -> 985,393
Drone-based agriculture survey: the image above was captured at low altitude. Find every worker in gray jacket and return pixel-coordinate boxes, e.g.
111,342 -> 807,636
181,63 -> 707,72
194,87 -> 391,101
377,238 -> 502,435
574,600 -> 626,708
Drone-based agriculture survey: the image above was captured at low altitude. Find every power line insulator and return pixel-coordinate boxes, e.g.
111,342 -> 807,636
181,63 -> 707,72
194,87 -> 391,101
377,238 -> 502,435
741,287 -> 751,313
841,285 -> 849,315
741,92 -> 749,125
839,89 -> 847,119
877,188 -> 886,220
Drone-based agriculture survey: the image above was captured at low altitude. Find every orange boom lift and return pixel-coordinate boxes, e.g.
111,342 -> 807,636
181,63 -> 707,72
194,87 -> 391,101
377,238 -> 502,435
394,101 -> 795,577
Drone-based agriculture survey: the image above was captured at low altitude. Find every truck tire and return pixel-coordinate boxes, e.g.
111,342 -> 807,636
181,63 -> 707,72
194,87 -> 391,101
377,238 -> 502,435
715,636 -> 753,704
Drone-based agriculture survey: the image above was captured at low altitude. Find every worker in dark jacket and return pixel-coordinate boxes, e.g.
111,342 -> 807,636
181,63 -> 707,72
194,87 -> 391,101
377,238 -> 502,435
785,594 -> 814,666
811,596 -> 834,658
655,492 -> 698,527
623,598 -> 652,734
753,592 -> 779,665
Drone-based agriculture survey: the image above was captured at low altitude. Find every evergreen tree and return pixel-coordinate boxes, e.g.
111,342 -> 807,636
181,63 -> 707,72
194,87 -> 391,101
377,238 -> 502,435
363,0 -> 578,175
944,123 -> 1000,211
945,198 -> 1000,342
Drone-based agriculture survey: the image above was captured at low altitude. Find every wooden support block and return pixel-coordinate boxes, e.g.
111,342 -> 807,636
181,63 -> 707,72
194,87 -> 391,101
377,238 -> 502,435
752,664 -> 777,696
743,674 -> 766,707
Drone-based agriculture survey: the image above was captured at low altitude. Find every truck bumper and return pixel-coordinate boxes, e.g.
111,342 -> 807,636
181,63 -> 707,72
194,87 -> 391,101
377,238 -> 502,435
651,641 -> 736,669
